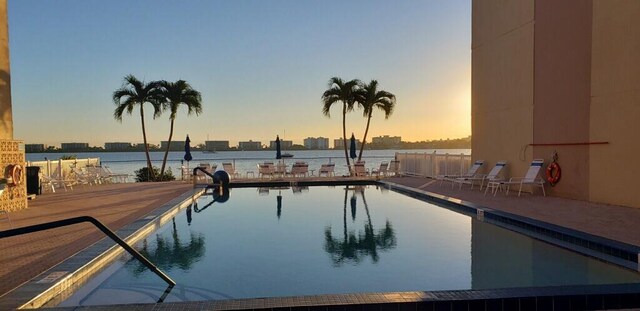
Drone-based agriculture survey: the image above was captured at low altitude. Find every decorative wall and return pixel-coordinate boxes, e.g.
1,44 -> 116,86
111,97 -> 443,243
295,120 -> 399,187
0,139 -> 26,212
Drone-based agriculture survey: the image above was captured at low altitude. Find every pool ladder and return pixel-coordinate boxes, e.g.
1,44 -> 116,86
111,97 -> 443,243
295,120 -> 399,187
0,216 -> 175,286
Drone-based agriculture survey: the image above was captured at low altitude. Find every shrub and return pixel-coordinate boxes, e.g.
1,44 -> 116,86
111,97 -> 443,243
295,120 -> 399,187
134,166 -> 176,182
60,154 -> 77,160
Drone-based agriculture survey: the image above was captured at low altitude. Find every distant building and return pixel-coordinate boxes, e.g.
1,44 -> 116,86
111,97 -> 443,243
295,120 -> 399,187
238,140 -> 261,151
303,137 -> 329,150
25,144 -> 45,153
61,142 -> 89,151
104,142 -> 132,151
161,141 -> 186,151
269,140 -> 292,149
334,138 -> 361,149
205,140 -> 230,151
371,135 -> 402,148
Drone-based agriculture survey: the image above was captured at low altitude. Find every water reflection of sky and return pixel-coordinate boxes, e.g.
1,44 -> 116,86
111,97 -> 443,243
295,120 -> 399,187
57,186 -> 640,307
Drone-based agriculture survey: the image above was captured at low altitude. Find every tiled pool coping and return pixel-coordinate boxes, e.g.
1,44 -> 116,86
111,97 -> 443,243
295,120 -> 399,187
5,181 -> 640,310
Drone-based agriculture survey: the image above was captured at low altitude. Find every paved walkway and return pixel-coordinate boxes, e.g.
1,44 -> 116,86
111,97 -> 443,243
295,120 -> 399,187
0,182 -> 191,297
2,176 -> 640,304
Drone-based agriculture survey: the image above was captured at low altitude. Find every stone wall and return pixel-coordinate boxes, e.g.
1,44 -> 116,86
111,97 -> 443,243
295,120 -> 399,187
0,139 -> 26,212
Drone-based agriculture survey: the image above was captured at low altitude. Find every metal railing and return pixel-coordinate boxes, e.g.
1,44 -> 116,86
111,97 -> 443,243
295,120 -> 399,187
395,152 -> 472,178
0,216 -> 175,286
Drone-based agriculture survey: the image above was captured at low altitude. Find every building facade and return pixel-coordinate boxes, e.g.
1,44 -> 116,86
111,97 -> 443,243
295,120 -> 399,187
371,135 -> 402,148
334,138 -> 361,149
205,140 -> 230,151
238,140 -> 261,151
104,142 -> 132,151
303,137 -> 329,149
269,140 -> 292,149
25,144 -> 45,153
61,143 -> 89,151
472,0 -> 640,208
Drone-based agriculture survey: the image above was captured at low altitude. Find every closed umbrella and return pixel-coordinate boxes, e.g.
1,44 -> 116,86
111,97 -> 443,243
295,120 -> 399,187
184,135 -> 193,162
349,133 -> 357,160
275,135 -> 282,160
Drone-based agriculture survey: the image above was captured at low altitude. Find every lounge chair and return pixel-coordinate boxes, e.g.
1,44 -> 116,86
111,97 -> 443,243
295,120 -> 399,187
371,162 -> 389,177
451,161 -> 506,190
487,159 -> 546,197
388,160 -> 400,176
353,161 -> 368,177
222,163 -> 240,179
289,162 -> 309,177
258,163 -> 275,178
438,160 -> 484,186
318,163 -> 335,177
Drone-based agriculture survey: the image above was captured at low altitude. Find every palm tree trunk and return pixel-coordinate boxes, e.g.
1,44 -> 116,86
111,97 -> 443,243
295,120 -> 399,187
159,119 -> 175,181
342,102 -> 351,175
140,105 -> 155,181
357,113 -> 373,162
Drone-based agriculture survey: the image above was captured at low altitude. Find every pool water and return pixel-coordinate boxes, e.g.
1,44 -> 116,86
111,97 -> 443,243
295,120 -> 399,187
57,186 -> 640,306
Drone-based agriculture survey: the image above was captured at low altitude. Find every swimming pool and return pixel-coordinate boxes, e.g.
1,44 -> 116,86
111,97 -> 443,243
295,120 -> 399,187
54,185 -> 640,307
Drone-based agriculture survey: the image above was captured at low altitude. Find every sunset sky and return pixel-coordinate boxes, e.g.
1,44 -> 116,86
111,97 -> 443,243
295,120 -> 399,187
8,0 -> 470,147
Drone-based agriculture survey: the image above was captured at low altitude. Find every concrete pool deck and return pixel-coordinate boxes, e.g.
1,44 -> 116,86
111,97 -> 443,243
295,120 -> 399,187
1,176 -> 640,309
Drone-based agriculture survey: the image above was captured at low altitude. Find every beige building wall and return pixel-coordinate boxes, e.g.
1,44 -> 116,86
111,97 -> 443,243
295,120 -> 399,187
589,1 -> 640,207
532,0 -> 592,200
471,0 -> 534,179
473,0 -> 640,208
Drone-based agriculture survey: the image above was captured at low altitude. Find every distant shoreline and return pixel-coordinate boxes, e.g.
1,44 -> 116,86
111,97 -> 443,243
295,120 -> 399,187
26,147 -> 471,154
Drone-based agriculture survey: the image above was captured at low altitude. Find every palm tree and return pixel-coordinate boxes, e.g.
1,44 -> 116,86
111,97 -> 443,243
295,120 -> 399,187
113,75 -> 163,181
322,77 -> 361,173
156,80 -> 203,180
355,80 -> 396,162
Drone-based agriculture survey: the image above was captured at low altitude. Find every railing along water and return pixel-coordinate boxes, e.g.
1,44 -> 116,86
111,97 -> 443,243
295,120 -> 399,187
395,152 -> 472,178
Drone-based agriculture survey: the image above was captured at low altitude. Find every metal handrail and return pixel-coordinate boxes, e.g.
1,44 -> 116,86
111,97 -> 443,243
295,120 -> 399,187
0,216 -> 175,286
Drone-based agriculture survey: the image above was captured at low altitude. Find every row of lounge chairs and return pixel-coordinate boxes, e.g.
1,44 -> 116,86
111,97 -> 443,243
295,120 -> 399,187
40,165 -> 129,193
438,159 -> 546,196
257,162 -> 335,178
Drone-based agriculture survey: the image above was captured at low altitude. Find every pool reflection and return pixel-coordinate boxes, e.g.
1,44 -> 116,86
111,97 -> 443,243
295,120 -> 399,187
324,187 -> 397,266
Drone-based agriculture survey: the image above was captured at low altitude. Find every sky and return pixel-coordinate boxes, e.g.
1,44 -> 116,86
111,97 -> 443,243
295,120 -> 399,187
8,0 -> 471,147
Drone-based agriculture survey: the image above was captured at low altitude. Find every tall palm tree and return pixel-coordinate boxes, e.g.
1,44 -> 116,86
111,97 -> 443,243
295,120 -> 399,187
322,77 -> 361,173
157,80 -> 203,180
113,75 -> 163,181
355,80 -> 396,162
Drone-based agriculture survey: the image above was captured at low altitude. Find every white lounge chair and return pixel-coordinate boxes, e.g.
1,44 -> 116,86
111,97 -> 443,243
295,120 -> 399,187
289,162 -> 309,177
451,161 -> 506,190
388,160 -> 400,176
353,161 -> 368,177
487,159 -> 546,197
318,163 -> 335,177
258,163 -> 275,178
439,160 -> 484,186
222,163 -> 240,179
371,162 -> 389,177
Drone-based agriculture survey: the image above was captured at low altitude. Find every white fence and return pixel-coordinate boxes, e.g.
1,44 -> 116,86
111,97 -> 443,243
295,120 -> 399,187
395,152 -> 472,178
26,158 -> 101,180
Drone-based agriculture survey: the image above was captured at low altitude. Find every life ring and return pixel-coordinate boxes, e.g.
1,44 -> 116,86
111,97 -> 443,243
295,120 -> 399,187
545,162 -> 561,186
8,164 -> 24,186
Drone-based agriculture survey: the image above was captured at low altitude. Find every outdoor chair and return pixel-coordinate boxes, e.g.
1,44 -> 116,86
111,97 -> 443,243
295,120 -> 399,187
371,162 -> 389,177
438,160 -> 484,186
451,161 -> 506,190
222,162 -> 240,179
258,163 -> 275,178
353,161 -> 368,177
289,162 -> 309,177
487,159 -> 546,197
318,163 -> 335,177
388,160 -> 400,176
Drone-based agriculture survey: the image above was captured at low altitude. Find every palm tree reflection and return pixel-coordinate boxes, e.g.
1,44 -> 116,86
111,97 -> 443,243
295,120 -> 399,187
127,219 -> 205,275
324,187 -> 396,266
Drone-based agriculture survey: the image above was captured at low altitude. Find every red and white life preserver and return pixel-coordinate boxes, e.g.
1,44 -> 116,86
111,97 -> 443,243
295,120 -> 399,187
545,162 -> 561,186
8,164 -> 24,186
